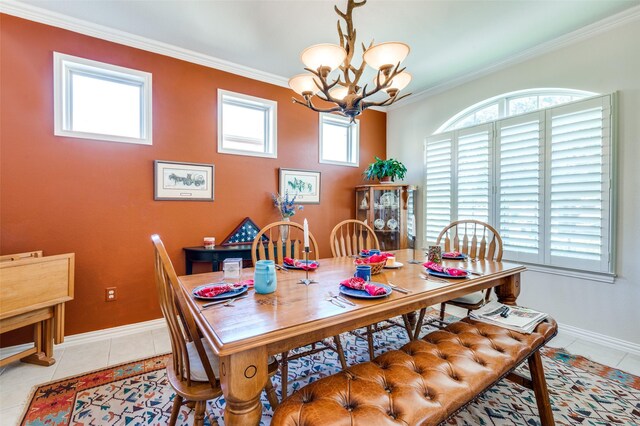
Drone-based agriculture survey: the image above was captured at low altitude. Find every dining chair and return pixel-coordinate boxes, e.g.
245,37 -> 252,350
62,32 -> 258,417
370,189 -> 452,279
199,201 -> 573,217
414,220 -> 503,338
329,219 -> 414,361
152,235 -> 279,425
329,219 -> 379,257
251,221 -> 348,399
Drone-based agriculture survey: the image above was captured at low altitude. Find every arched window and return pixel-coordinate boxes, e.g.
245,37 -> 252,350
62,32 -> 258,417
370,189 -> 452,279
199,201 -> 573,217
436,88 -> 597,133
424,89 -> 615,278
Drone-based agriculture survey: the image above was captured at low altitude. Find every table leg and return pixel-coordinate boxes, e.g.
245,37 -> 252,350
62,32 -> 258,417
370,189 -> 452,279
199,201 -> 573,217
220,346 -> 267,426
22,319 -> 55,366
494,273 -> 521,305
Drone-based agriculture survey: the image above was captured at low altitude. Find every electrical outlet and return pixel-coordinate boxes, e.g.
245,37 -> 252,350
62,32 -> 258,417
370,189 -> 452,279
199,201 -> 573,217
105,287 -> 117,302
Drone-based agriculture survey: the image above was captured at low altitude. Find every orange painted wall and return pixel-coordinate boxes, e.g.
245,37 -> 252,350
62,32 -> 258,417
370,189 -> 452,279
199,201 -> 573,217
0,14 -> 386,343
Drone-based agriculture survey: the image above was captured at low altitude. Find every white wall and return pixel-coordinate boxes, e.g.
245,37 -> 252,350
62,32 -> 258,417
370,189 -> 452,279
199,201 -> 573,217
387,19 -> 640,344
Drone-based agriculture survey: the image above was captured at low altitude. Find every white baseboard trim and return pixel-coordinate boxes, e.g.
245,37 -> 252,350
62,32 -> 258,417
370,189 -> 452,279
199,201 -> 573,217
0,318 -> 166,360
2,316 -> 638,362
558,322 -> 640,356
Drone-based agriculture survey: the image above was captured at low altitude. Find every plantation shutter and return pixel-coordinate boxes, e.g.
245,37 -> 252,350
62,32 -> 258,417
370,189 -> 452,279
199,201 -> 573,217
545,96 -> 612,273
496,112 -> 543,263
424,134 -> 453,243
456,124 -> 492,223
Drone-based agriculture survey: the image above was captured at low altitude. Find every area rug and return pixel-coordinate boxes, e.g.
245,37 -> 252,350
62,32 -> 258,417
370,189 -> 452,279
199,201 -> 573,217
20,317 -> 640,426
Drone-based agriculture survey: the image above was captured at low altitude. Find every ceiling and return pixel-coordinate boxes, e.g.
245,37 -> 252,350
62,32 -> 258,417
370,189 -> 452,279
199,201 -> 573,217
12,0 -> 640,98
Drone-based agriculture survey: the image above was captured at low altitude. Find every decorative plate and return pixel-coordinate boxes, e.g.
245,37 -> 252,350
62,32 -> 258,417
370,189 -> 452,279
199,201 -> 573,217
339,283 -> 392,299
192,284 -> 248,300
387,218 -> 398,230
374,219 -> 385,230
379,192 -> 397,208
426,270 -> 469,279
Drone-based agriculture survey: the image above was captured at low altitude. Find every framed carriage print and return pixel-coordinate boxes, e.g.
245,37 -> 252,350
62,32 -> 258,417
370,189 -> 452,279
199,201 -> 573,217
154,160 -> 214,201
279,168 -> 321,204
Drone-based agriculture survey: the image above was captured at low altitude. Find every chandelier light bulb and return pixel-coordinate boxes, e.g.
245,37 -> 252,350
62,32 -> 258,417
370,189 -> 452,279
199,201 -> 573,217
301,44 -> 347,77
387,71 -> 412,92
363,42 -> 410,74
288,74 -> 321,97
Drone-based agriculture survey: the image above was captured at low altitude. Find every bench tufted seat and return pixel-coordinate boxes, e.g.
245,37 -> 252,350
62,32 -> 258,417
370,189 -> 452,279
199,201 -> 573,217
272,317 -> 557,426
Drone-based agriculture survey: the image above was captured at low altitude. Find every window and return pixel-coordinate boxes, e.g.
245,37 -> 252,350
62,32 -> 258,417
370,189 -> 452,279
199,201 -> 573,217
53,52 -> 152,145
425,94 -> 615,275
218,90 -> 277,158
436,88 -> 596,133
319,113 -> 359,166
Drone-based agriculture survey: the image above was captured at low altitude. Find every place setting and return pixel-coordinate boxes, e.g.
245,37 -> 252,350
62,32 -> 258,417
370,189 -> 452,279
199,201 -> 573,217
192,279 -> 254,308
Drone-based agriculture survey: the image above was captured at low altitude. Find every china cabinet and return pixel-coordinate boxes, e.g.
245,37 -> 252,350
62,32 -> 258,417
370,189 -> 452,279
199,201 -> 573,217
355,184 -> 417,251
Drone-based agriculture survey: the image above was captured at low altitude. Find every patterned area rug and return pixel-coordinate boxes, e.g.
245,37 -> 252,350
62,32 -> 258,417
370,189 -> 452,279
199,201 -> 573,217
20,317 -> 640,426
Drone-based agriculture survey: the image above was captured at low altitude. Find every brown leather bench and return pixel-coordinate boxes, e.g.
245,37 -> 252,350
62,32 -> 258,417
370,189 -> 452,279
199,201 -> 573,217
272,317 -> 557,426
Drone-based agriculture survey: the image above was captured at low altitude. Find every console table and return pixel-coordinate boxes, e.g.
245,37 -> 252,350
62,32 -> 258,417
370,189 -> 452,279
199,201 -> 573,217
183,245 -> 253,275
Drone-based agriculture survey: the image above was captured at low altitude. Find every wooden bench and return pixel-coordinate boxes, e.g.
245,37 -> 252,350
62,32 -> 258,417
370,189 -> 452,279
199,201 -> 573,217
272,317 -> 557,426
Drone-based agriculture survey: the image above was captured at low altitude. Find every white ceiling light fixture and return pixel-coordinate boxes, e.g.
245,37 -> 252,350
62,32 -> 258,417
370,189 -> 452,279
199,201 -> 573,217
288,0 -> 411,120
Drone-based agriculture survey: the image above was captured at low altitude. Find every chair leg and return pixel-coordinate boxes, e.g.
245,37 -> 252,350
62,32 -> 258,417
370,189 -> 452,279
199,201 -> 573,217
413,308 -> 427,340
366,325 -> 375,360
401,314 -> 414,341
439,303 -> 446,321
280,351 -> 289,399
528,351 -> 555,426
168,394 -> 183,426
333,335 -> 348,369
265,378 -> 279,408
193,400 -> 206,426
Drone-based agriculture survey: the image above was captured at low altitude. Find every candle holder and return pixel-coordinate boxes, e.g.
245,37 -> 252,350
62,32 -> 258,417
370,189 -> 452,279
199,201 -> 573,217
407,247 -> 424,264
298,247 -> 318,285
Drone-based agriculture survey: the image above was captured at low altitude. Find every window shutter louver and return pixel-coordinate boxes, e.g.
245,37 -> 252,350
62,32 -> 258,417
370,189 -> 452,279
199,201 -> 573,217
425,135 -> 453,243
497,113 -> 543,262
547,97 -> 611,272
456,126 -> 491,223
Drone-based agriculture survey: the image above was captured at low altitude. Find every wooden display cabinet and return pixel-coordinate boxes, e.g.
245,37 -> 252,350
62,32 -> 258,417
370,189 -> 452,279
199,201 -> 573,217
355,184 -> 417,251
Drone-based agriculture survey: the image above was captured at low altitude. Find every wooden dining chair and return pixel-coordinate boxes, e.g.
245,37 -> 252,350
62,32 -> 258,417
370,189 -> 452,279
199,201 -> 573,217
152,235 -> 279,425
329,219 -> 414,360
414,220 -> 503,338
329,219 -> 379,257
251,221 -> 348,399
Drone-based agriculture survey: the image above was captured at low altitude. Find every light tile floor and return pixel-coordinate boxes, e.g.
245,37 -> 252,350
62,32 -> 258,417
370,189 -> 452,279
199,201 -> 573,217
1,313 -> 639,426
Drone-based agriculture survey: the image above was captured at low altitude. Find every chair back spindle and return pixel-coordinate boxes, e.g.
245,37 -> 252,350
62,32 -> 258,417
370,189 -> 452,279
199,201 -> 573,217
252,221 -> 319,265
329,220 -> 380,257
436,220 -> 502,261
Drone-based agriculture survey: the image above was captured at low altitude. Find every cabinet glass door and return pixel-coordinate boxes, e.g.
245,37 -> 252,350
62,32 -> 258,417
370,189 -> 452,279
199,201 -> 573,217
372,188 -> 401,251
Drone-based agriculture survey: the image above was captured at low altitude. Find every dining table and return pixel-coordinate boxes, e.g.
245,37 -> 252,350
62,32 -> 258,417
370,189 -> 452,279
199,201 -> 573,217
178,249 -> 525,425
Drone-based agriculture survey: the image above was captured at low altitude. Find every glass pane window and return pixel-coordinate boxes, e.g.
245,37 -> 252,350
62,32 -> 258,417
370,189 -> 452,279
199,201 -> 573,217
54,52 -> 152,145
426,94 -> 614,275
508,96 -> 538,116
319,113 -> 359,166
218,90 -> 277,158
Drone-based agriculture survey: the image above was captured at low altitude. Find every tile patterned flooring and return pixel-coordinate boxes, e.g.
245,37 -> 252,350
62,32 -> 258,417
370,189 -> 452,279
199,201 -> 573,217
1,310 -> 638,426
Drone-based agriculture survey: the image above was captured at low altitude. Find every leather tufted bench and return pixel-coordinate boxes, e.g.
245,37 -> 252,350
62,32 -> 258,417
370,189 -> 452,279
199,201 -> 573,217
272,317 -> 558,426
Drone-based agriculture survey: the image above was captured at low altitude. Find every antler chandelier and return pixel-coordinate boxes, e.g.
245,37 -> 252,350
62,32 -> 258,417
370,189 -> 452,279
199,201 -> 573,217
288,0 -> 411,120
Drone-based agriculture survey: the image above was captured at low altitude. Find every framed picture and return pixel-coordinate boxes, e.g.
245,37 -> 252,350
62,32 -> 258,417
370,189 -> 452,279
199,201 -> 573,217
279,168 -> 321,204
154,160 -> 214,201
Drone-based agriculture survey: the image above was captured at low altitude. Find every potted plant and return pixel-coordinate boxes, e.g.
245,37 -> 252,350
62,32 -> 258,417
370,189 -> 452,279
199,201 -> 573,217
363,157 -> 407,183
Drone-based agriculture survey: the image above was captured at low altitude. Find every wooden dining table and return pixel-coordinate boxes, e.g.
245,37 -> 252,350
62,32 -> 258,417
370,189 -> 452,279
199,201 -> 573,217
178,249 -> 525,425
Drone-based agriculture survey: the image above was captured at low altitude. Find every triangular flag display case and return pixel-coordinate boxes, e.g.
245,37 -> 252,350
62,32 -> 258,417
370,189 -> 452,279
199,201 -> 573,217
220,217 -> 267,246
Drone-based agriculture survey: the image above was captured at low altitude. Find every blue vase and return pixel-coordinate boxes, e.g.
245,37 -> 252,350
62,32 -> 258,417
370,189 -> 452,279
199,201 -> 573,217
254,260 -> 277,294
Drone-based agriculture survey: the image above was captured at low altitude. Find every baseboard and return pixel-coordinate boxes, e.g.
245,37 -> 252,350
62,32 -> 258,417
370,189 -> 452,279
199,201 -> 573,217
2,316 -> 638,361
558,322 -> 640,356
0,318 -> 166,360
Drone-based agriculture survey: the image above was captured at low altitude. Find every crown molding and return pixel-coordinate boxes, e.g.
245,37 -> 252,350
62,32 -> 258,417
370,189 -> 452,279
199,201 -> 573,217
386,4 -> 640,111
0,0 -> 290,88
